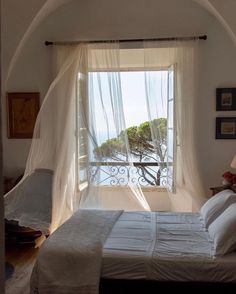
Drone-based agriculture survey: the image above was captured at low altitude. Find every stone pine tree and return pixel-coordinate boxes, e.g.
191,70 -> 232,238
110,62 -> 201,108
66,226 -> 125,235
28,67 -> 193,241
94,118 -> 167,185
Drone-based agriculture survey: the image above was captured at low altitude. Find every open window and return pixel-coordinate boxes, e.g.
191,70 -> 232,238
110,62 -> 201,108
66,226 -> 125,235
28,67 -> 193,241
166,65 -> 176,193
77,48 -> 176,192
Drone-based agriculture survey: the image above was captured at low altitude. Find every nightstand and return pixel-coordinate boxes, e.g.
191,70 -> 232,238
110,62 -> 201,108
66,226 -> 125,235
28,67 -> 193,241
210,185 -> 236,196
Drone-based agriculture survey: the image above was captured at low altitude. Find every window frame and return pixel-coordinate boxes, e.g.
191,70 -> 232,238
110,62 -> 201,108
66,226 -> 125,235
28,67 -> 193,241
76,65 -> 177,190
166,64 -> 177,193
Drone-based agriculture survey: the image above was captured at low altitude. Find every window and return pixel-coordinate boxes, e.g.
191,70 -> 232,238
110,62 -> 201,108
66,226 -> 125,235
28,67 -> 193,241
76,47 -> 176,191
166,65 -> 176,192
80,68 -> 175,189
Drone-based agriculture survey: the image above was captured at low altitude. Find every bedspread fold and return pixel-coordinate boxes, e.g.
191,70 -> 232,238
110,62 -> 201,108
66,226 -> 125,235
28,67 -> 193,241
30,209 -> 123,294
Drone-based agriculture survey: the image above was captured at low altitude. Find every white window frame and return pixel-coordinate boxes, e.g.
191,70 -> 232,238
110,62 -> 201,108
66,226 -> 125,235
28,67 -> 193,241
76,65 -> 177,190
166,64 -> 177,193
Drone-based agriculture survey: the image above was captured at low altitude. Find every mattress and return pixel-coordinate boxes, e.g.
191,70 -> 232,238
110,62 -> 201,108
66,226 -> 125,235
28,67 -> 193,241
102,211 -> 236,282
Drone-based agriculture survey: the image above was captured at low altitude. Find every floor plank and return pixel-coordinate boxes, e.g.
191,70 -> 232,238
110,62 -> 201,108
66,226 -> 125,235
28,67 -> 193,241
5,246 -> 38,294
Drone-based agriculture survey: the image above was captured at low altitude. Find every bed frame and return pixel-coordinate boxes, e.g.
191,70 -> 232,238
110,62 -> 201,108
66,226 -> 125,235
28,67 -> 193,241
100,279 -> 236,293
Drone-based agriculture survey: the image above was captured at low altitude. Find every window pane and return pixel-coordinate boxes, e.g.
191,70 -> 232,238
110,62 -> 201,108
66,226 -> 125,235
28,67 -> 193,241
167,130 -> 173,160
168,70 -> 174,99
85,70 -> 169,187
168,100 -> 173,128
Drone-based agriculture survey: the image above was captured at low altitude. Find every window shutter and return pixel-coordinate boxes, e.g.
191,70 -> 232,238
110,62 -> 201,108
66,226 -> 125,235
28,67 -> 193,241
166,65 -> 176,193
77,73 -> 89,191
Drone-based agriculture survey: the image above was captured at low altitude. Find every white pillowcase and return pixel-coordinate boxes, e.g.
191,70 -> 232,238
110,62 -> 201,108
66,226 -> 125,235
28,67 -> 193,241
208,202 -> 236,256
200,189 -> 236,228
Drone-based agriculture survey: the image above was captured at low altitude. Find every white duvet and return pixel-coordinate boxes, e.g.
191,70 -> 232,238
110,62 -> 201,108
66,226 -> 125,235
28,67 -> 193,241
31,210 -> 236,294
102,211 -> 236,282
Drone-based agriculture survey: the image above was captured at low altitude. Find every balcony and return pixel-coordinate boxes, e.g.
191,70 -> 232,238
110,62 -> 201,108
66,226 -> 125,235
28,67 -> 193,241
88,161 -> 169,187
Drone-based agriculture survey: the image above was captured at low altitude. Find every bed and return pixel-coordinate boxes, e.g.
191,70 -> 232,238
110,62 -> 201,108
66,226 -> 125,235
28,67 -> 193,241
30,199 -> 236,294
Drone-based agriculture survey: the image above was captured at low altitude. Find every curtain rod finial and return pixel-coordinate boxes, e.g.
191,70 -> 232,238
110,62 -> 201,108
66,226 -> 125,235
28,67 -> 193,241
200,35 -> 207,40
45,41 -> 53,46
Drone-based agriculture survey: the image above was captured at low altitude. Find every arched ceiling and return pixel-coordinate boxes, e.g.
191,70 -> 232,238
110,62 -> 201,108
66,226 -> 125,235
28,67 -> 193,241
5,0 -> 236,83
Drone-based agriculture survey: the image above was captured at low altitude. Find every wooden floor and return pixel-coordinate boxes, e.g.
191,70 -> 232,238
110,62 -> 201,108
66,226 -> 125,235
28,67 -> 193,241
5,245 -> 38,294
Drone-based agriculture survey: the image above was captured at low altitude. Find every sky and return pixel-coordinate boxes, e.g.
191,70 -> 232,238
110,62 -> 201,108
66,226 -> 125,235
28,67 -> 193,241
89,70 -> 168,144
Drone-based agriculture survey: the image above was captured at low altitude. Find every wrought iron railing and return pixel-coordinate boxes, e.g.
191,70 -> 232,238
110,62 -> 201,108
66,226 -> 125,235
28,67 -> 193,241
88,161 -> 169,186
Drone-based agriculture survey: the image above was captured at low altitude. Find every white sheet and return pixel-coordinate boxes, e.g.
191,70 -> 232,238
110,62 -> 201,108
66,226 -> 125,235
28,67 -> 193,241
102,211 -> 236,282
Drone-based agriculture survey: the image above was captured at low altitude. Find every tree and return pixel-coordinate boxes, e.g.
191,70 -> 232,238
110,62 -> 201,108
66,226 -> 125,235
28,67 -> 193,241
94,118 -> 167,185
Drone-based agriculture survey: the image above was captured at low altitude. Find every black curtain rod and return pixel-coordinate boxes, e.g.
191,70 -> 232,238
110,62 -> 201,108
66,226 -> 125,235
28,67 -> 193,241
45,34 -> 207,46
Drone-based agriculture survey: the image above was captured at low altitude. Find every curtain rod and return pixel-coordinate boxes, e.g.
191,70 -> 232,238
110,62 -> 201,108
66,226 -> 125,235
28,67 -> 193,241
45,34 -> 207,46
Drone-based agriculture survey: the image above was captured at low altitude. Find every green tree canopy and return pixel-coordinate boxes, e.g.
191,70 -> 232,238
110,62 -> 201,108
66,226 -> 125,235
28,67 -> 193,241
94,118 -> 167,162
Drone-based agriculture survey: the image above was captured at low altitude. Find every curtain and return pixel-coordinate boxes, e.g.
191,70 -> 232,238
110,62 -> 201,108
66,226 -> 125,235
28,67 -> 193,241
29,45 -> 92,232
80,42 -> 150,211
5,45 -> 88,232
4,43 -> 150,234
174,42 -> 206,211
143,41 -> 205,211
143,46 -> 169,189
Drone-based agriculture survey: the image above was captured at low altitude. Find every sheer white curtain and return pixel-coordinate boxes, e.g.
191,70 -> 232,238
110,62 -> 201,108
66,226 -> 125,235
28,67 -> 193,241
143,46 -> 168,189
80,42 -> 150,211
5,45 -> 88,232
174,42 -> 206,211
143,41 -> 205,211
4,42 -> 150,234
30,45 -> 89,232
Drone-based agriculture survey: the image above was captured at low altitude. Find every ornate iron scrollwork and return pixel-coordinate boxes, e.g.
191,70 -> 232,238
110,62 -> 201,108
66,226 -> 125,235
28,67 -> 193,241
88,161 -> 168,186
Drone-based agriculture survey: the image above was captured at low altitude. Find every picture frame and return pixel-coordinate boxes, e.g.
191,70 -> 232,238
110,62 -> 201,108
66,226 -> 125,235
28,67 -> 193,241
215,117 -> 236,139
216,88 -> 236,111
7,92 -> 40,139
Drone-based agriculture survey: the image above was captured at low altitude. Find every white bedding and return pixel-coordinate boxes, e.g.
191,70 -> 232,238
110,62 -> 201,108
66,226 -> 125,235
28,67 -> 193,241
31,209 -> 123,294
102,211 -> 236,282
31,210 -> 236,294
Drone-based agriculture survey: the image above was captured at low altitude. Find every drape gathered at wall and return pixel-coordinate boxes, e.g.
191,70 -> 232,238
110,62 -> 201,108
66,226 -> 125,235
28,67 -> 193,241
143,41 -> 206,210
4,40 -> 205,233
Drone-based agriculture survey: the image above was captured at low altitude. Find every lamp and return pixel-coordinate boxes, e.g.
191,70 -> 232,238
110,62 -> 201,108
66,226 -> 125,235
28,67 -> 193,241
231,155 -> 236,169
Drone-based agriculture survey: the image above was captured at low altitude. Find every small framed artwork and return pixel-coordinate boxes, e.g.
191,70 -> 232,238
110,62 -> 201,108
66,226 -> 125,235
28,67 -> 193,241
216,88 -> 236,111
7,92 -> 40,138
216,117 -> 236,139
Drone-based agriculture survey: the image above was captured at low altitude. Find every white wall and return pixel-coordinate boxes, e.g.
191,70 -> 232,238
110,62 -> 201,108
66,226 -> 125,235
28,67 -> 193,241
99,187 -> 170,212
197,17 -> 236,195
2,0 -> 51,177
2,0 -> 236,211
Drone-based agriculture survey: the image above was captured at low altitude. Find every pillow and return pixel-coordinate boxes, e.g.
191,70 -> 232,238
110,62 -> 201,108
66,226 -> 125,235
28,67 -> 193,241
200,189 -> 236,228
208,202 -> 236,256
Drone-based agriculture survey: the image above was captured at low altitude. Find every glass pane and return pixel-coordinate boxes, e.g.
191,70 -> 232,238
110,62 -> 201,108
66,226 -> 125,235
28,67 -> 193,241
168,70 -> 174,99
168,165 -> 173,178
168,100 -> 173,128
167,129 -> 173,159
79,142 -> 86,156
86,70 -> 169,187
79,168 -> 87,183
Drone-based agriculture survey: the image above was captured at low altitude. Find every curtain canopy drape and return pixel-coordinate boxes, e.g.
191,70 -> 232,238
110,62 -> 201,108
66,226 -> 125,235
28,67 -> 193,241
4,41 -> 205,233
5,45 -> 88,232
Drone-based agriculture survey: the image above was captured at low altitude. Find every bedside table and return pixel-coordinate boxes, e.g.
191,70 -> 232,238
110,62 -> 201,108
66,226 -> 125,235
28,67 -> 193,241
210,185 -> 236,196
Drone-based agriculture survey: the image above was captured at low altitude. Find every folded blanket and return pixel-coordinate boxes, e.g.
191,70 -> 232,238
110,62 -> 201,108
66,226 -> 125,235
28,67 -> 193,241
30,209 -> 123,294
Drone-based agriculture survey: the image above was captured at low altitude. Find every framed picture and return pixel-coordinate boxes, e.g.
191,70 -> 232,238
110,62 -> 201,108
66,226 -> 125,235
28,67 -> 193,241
216,117 -> 236,139
7,92 -> 40,138
216,88 -> 236,111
